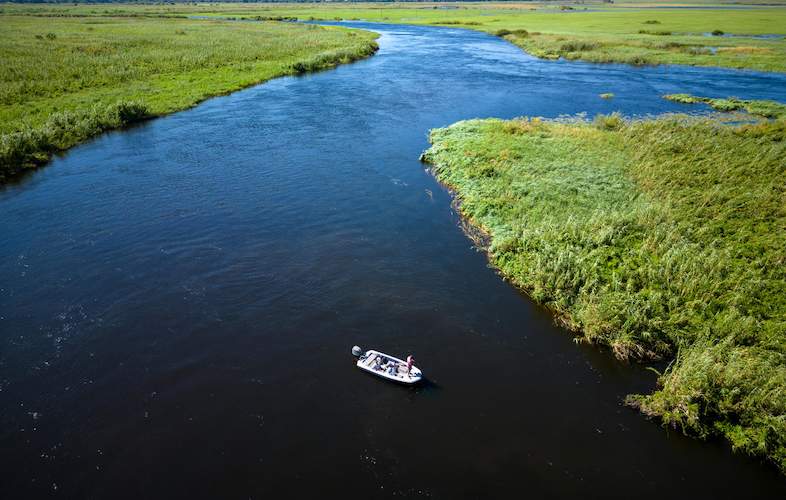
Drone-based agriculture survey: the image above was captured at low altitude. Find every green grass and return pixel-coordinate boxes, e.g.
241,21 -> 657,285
665,94 -> 786,118
3,3 -> 785,72
421,114 -> 786,472
0,14 -> 378,180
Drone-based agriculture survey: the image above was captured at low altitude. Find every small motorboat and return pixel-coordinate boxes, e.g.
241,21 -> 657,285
352,346 -> 422,385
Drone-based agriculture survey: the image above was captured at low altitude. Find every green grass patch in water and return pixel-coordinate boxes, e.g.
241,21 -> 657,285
665,94 -> 786,118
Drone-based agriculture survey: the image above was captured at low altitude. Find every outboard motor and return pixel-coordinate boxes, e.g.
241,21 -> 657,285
351,345 -> 363,357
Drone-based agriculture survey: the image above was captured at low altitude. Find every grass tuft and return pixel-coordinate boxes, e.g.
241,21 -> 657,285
593,112 -> 624,130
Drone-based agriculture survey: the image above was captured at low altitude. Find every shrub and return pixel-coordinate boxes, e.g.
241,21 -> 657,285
45,32 -> 56,40
643,20 -> 661,24
712,29 -> 724,36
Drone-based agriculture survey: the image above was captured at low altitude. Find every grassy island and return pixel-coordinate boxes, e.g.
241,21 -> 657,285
421,113 -> 786,472
0,14 -> 378,181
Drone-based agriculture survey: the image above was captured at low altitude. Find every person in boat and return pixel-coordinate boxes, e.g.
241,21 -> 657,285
406,355 -> 415,375
373,355 -> 383,371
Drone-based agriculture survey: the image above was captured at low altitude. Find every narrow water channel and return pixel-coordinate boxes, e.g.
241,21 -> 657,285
1,23 -> 785,498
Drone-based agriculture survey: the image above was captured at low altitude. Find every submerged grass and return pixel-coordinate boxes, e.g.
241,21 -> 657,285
421,114 -> 786,472
0,15 -> 378,181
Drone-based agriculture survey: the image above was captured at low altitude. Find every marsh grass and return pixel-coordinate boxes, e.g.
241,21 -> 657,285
665,94 -> 786,118
0,101 -> 149,181
422,114 -> 786,473
0,15 -> 378,180
4,3 -> 785,72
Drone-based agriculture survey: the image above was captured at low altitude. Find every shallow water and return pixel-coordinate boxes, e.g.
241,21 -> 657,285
2,22 -> 785,498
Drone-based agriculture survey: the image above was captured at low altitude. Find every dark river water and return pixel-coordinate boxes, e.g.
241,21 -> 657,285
2,22 -> 786,498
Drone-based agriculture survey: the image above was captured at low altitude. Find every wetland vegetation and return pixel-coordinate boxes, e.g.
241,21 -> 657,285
2,0 -> 785,481
421,111 -> 786,473
0,13 -> 377,180
12,1 -> 782,72
664,93 -> 786,118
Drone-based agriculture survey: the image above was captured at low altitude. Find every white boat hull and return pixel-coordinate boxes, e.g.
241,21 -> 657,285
356,350 -> 422,385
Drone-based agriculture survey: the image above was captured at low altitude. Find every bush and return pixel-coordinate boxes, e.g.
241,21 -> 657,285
712,29 -> 725,36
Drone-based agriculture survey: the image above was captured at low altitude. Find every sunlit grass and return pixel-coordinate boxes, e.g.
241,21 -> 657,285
0,14 -> 378,180
422,113 -> 786,472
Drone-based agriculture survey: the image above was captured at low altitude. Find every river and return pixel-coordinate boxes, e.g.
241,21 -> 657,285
1,22 -> 785,498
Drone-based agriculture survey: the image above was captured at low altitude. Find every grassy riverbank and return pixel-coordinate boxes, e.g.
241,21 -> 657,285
10,2 -> 783,73
0,15 -> 377,181
421,114 -> 786,472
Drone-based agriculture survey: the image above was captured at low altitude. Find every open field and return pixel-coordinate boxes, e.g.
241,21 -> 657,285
421,112 -> 786,472
5,2 -> 784,72
0,14 -> 378,180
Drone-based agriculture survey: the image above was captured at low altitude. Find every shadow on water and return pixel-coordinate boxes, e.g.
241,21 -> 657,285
1,21 -> 786,500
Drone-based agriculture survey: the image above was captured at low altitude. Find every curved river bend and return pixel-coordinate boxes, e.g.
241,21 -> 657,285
2,22 -> 785,498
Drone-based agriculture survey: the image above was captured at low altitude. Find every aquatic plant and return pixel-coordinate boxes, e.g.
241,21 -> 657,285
422,114 -> 786,473
664,94 -> 786,118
